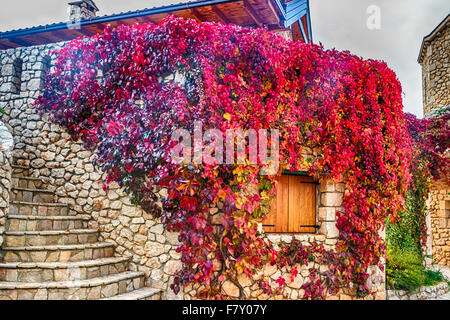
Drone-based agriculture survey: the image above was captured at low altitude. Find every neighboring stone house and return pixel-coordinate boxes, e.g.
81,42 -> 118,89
418,14 -> 450,266
419,14 -> 449,118
0,0 -> 385,300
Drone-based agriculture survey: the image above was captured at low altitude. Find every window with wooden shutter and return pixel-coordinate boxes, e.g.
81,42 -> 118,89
262,173 -> 317,233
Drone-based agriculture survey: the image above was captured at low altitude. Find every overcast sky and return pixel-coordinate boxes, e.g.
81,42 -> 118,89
1,0 -> 449,117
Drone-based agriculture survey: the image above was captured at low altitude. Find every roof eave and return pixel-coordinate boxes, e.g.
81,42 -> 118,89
0,0 -> 241,41
0,0 -> 313,49
418,13 -> 450,64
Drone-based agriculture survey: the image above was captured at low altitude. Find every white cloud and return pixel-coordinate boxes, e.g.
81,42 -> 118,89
310,0 -> 449,117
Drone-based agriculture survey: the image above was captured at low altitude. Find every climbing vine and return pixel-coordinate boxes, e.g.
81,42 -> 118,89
405,109 -> 449,182
36,16 -> 413,299
386,108 -> 449,290
403,109 -> 449,247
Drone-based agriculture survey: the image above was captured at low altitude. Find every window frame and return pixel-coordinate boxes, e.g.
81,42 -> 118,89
262,171 -> 318,234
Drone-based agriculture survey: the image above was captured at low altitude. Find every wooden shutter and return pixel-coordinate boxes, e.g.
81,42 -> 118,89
288,176 -> 316,233
262,175 -> 289,232
263,174 -> 316,233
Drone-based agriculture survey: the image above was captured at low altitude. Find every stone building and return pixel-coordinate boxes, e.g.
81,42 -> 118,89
419,14 -> 449,118
418,14 -> 450,266
0,0 -> 385,300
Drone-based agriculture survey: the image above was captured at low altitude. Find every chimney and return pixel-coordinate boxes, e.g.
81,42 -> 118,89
68,0 -> 99,21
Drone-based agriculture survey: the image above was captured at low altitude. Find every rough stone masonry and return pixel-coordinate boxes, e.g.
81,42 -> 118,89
419,15 -> 449,117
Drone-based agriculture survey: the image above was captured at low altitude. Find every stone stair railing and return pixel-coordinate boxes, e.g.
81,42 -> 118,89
0,119 -> 13,252
0,150 -> 11,254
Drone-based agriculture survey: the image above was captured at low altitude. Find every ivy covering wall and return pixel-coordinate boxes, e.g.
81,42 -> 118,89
35,16 -> 431,299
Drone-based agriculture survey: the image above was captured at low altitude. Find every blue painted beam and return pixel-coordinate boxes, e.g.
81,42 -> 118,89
286,0 -> 307,15
285,0 -> 305,10
272,0 -> 286,18
284,8 -> 307,28
283,0 -> 303,10
297,19 -> 308,43
306,0 -> 313,42
276,0 -> 312,43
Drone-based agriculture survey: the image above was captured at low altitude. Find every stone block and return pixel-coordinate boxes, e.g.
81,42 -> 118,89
144,242 -> 165,257
318,207 -> 336,221
321,192 -> 343,207
163,260 -> 182,275
319,221 -> 339,238
318,180 -> 335,192
222,280 -> 240,298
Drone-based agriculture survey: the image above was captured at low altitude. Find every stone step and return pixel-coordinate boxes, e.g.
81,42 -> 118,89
11,165 -> 31,177
100,287 -> 162,300
11,176 -> 45,190
0,271 -> 145,300
2,242 -> 115,263
7,215 -> 90,231
10,188 -> 55,203
4,229 -> 99,247
0,257 -> 130,283
9,201 -> 69,217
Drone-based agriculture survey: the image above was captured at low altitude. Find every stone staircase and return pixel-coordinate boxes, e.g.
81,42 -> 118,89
0,164 -> 161,300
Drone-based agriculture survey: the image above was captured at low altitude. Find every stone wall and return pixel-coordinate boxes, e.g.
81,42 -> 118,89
420,17 -> 449,117
420,17 -> 450,268
386,282 -> 449,300
0,118 -> 13,254
0,43 -> 185,299
426,180 -> 450,266
0,150 -> 12,253
0,42 -> 385,300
